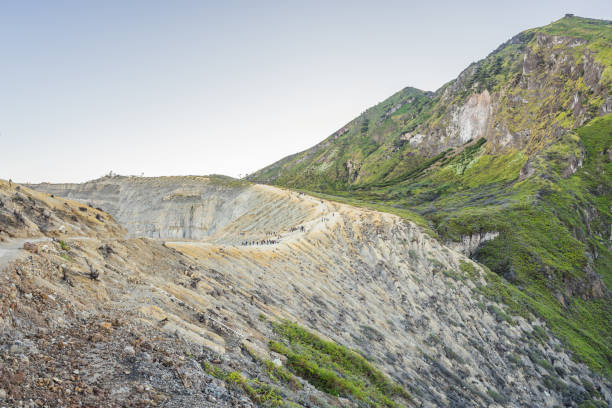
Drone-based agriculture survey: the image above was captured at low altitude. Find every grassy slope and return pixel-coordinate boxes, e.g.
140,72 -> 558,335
251,87 -> 438,190
475,115 -> 612,376
297,115 -> 612,377
250,16 -> 612,377
201,320 -> 414,407
269,321 -> 411,408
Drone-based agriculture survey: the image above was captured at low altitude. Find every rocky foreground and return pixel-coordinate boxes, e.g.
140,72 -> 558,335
1,177 -> 610,407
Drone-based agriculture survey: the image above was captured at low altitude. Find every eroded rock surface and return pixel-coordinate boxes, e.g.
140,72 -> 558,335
4,178 -> 610,407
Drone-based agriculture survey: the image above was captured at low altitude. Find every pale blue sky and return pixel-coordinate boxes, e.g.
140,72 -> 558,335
1,1 -> 610,183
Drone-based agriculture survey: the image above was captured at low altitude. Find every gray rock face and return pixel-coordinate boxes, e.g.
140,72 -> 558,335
28,176 -> 299,240
448,231 -> 500,256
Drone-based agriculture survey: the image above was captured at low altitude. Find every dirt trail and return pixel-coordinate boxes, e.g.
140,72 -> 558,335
0,237 -> 49,267
0,235 -> 99,269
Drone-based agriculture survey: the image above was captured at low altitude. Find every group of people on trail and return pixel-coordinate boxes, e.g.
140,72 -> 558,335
240,224 -> 308,246
241,239 -> 279,246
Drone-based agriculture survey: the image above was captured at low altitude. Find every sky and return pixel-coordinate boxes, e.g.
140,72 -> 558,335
1,1 -> 610,183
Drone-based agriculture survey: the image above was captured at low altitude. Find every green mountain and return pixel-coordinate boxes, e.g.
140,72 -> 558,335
249,15 -> 612,377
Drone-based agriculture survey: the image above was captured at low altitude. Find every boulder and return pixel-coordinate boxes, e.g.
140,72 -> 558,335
23,242 -> 38,253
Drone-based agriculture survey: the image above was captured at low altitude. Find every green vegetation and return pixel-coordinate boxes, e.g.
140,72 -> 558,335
508,353 -> 522,366
250,87 -> 439,191
206,174 -> 251,188
487,388 -> 509,405
487,304 -> 514,325
459,260 -> 480,281
297,188 -> 433,234
58,240 -> 70,251
538,16 -> 612,69
268,320 -> 411,407
532,325 -> 550,344
59,253 -> 73,262
251,17 -> 610,192
201,360 -> 286,407
248,16 -> 612,378
244,345 -> 302,390
58,239 -> 73,262
282,114 -> 612,380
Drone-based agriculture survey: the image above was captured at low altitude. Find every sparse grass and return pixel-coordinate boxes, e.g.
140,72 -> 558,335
268,320 -> 411,407
508,353 -> 522,365
487,304 -> 514,325
487,388 -> 509,405
306,115 -> 612,377
243,345 -> 302,390
532,325 -> 549,344
58,240 -> 70,251
443,345 -> 465,364
206,174 -> 251,188
298,189 -> 434,235
201,360 -> 285,406
459,261 -> 480,281
538,16 -> 612,68
443,269 -> 465,281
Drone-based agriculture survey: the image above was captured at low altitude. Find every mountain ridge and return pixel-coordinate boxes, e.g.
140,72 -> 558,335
249,15 -> 611,188
247,15 -> 612,378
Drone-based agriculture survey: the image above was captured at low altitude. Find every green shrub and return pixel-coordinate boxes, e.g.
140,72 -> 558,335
459,261 -> 480,280
508,353 -> 522,365
244,344 -> 302,390
487,304 -> 514,324
532,325 -> 549,344
487,388 -> 509,404
201,360 -> 284,406
58,240 -> 70,251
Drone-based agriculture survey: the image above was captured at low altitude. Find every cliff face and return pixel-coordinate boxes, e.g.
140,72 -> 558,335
28,176 -> 300,240
9,179 -> 611,407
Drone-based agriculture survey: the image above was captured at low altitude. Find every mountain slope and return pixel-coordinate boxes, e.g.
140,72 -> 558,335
20,177 -> 612,406
250,16 -> 611,190
248,15 -> 612,378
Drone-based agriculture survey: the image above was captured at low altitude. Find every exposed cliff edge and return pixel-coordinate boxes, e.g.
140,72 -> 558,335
448,231 -> 500,256
27,176 -> 291,240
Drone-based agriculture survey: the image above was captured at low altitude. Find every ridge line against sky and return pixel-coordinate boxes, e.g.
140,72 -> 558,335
1,0 -> 610,183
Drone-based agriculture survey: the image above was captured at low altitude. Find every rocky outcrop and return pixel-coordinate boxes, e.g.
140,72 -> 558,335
449,90 -> 494,144
344,159 -> 361,182
448,231 -> 500,256
409,89 -> 494,151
